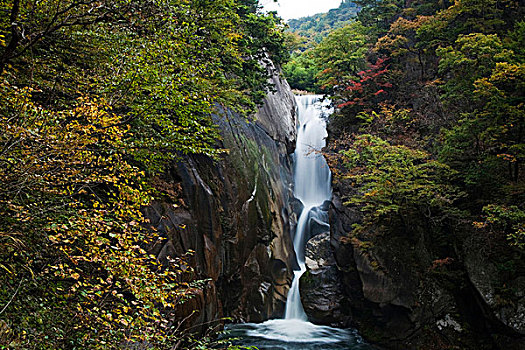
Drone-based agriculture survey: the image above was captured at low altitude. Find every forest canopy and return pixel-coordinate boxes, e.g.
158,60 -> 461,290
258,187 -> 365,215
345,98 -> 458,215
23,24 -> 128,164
283,0 -> 524,247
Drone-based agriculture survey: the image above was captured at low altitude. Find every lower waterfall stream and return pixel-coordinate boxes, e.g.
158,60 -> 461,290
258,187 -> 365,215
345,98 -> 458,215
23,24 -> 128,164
225,96 -> 374,349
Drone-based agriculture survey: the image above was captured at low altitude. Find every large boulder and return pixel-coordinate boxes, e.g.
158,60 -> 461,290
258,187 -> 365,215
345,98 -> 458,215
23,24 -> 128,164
464,238 -> 525,337
300,231 -> 350,326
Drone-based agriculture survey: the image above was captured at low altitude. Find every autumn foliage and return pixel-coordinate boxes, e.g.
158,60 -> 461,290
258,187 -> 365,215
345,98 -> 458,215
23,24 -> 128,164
336,58 -> 392,110
0,82 -> 200,347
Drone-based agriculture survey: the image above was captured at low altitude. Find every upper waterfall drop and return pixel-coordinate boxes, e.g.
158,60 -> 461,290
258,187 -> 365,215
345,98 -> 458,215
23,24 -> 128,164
293,95 -> 332,208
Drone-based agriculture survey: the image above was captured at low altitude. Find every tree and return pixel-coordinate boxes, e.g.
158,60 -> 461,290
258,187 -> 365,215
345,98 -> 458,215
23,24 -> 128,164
438,27 -> 524,200
0,82 -> 202,347
334,57 -> 392,112
338,134 -> 463,234
282,52 -> 321,92
0,0 -> 289,347
0,0 -> 129,73
476,205 -> 525,249
439,61 -> 524,199
312,22 -> 369,90
374,15 -> 435,80
436,33 -> 513,108
354,0 -> 404,33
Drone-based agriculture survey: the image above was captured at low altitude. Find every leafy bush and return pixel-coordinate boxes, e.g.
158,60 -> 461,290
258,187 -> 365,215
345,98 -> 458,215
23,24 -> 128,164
339,134 -> 464,234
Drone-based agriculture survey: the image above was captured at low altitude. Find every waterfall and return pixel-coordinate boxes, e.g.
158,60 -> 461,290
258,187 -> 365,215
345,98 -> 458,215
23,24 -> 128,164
225,95 -> 372,349
285,95 -> 332,321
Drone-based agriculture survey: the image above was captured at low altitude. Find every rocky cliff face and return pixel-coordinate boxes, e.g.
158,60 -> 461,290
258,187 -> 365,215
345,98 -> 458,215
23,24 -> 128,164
142,63 -> 297,331
301,173 -> 525,350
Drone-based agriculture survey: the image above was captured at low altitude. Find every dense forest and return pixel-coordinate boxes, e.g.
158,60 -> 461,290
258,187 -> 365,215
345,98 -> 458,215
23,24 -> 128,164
288,0 -> 524,259
0,0 -> 288,348
287,0 -> 360,44
1,0 -> 524,349
283,0 -> 360,91
285,0 -> 524,347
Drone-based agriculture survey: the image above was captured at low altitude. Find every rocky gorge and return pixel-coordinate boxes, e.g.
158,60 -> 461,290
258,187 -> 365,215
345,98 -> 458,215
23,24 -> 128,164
143,60 -> 525,349
300,153 -> 525,350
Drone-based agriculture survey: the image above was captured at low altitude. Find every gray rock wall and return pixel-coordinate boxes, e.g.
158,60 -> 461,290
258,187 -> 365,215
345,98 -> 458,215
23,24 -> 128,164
143,66 -> 297,331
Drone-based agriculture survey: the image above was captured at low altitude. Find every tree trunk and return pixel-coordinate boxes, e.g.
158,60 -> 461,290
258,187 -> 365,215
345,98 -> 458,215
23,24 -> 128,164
0,0 -> 21,74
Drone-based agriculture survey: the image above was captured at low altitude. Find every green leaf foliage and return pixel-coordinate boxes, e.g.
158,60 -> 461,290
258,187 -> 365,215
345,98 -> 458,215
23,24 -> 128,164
287,0 -> 360,45
307,0 -> 523,255
481,205 -> 525,248
312,22 -> 369,90
282,52 -> 322,93
340,134 -> 463,234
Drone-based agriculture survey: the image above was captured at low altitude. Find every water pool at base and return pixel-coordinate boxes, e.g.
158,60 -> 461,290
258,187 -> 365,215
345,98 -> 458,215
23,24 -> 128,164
225,319 -> 376,350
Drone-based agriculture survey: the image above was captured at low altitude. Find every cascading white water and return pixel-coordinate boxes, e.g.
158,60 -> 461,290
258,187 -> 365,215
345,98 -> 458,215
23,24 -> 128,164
226,95 -> 372,349
283,209 -> 309,320
285,95 -> 332,321
291,95 -> 332,207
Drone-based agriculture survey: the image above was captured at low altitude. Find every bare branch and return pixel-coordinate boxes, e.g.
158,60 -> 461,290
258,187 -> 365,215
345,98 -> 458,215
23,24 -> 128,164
0,278 -> 23,316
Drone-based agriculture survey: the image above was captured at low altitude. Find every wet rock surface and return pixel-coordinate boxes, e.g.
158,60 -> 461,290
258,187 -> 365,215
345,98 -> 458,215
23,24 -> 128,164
464,239 -> 525,337
300,231 -> 349,326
